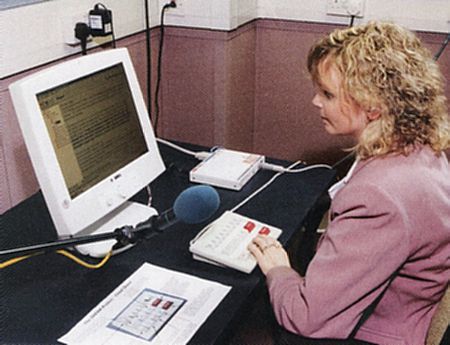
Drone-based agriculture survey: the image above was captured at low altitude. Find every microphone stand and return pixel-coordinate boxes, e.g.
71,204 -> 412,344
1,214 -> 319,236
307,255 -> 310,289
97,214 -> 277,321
0,217 -> 162,258
1,185 -> 218,258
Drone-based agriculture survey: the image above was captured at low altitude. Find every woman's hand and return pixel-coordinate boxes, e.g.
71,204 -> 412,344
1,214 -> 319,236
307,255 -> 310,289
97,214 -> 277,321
248,235 -> 291,275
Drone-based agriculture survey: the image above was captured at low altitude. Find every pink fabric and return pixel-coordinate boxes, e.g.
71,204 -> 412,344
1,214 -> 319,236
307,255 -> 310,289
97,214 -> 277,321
266,146 -> 450,345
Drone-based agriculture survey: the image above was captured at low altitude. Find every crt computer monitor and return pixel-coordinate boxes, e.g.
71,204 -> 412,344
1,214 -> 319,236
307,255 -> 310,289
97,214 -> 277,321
9,48 -> 165,257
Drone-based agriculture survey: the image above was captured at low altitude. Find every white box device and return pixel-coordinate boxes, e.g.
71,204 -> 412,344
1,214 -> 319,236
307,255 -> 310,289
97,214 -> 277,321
189,211 -> 282,273
189,149 -> 264,190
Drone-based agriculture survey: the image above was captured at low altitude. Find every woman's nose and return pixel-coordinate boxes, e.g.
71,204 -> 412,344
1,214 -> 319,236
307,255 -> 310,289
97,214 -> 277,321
312,94 -> 322,108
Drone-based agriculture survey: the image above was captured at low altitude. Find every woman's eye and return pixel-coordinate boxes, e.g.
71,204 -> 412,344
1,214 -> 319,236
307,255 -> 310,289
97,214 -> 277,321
323,90 -> 334,99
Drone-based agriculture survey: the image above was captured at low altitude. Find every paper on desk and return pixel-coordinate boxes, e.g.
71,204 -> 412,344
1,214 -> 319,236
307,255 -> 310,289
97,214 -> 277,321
58,262 -> 231,345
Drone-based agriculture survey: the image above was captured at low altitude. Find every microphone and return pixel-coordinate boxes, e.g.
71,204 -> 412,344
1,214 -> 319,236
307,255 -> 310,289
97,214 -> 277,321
129,185 -> 220,239
0,185 -> 220,257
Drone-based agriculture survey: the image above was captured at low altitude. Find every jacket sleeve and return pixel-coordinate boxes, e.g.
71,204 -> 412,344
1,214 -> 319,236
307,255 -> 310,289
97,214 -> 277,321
266,183 -> 410,338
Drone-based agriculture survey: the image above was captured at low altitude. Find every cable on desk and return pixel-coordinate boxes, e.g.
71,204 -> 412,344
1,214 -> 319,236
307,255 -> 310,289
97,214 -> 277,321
0,249 -> 112,269
260,162 -> 332,173
156,138 -> 211,160
0,252 -> 42,268
231,160 -> 333,213
149,138 -> 210,207
231,160 -> 302,212
283,164 -> 333,172
57,250 -> 112,269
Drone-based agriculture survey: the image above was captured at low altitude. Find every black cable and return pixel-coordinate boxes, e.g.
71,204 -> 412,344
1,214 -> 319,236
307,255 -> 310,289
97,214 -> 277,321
331,151 -> 355,169
349,15 -> 355,27
154,1 -> 176,135
145,0 -> 152,120
110,16 -> 116,48
434,32 -> 450,61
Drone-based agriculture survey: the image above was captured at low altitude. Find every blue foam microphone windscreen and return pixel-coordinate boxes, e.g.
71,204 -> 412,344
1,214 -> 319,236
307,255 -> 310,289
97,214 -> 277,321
173,185 -> 220,224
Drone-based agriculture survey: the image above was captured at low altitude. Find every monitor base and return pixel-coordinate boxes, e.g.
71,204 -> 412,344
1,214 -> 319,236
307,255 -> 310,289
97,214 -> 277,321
71,201 -> 157,258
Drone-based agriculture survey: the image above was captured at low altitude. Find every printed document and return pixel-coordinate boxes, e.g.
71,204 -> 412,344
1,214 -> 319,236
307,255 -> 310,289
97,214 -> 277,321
58,262 -> 231,345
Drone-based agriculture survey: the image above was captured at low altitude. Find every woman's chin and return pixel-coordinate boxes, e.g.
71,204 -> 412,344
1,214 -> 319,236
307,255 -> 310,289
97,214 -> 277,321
322,123 -> 337,135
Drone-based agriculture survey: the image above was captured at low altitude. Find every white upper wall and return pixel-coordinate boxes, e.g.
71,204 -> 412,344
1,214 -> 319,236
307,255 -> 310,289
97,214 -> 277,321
257,0 -> 450,31
1,0 -> 148,78
1,0 -> 449,78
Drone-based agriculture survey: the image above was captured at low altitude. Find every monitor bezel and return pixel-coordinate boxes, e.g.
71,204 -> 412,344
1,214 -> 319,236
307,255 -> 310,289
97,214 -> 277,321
10,48 -> 165,237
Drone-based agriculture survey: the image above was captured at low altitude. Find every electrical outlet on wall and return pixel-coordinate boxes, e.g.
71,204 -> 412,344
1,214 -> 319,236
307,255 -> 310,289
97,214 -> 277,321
327,0 -> 365,18
159,0 -> 184,17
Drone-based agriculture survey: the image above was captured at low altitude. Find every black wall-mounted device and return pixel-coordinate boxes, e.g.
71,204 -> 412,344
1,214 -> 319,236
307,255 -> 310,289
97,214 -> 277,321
89,4 -> 112,37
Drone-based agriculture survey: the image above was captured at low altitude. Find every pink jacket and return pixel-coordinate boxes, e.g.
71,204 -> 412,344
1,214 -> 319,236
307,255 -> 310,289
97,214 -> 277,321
266,147 -> 450,345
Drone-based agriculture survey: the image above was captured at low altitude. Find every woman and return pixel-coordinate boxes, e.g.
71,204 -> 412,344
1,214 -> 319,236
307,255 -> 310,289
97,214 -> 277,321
248,22 -> 450,345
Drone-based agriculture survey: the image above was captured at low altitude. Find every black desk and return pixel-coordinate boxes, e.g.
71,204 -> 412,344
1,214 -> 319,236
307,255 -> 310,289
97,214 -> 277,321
0,143 -> 335,344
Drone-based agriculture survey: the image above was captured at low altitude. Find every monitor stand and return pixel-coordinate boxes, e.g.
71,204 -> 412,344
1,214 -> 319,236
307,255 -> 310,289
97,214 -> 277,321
72,201 -> 158,258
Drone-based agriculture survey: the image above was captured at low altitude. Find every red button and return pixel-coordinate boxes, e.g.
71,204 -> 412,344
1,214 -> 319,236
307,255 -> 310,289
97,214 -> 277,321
259,227 -> 270,235
152,298 -> 162,307
244,221 -> 255,232
162,301 -> 173,310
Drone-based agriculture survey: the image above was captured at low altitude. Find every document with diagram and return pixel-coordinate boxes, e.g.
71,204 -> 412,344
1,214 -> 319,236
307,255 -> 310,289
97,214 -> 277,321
58,262 -> 231,345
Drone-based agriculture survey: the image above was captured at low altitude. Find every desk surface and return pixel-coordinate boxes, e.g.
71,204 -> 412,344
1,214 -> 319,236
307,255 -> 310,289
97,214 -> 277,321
0,143 -> 335,345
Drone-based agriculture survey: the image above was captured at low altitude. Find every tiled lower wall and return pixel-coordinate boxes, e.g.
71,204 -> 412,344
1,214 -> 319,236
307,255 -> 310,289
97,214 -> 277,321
1,19 -> 449,213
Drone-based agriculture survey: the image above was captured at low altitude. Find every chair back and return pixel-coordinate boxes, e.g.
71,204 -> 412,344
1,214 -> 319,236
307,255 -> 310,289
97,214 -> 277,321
426,285 -> 450,345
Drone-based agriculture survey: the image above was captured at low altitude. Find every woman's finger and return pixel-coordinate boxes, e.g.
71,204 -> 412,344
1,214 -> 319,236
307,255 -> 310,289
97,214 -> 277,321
248,241 -> 264,260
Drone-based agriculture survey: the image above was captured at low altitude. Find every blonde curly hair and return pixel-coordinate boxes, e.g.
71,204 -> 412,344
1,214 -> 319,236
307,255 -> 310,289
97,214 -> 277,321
307,21 -> 449,159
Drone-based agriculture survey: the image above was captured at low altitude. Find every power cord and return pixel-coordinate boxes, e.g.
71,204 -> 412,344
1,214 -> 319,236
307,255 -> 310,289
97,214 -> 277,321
260,162 -> 332,173
144,0 -> 152,121
349,15 -> 356,27
148,137 -> 209,207
0,250 -> 112,269
154,1 -> 177,136
434,32 -> 450,61
156,138 -> 211,160
230,160 -> 304,213
331,151 -> 355,169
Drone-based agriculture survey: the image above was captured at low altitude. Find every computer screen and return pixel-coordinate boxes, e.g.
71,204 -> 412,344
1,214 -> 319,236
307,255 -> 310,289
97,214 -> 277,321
37,63 -> 148,199
10,48 -> 165,256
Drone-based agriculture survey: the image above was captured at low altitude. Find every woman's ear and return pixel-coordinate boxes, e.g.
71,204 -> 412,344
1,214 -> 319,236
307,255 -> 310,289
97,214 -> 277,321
366,107 -> 381,121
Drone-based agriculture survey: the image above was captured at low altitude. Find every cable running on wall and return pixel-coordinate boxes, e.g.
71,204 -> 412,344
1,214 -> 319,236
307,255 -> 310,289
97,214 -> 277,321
144,0 -> 152,121
434,32 -> 450,61
154,1 -> 176,136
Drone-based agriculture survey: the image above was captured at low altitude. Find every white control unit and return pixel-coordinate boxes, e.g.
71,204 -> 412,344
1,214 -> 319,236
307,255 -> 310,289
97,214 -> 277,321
190,149 -> 264,191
